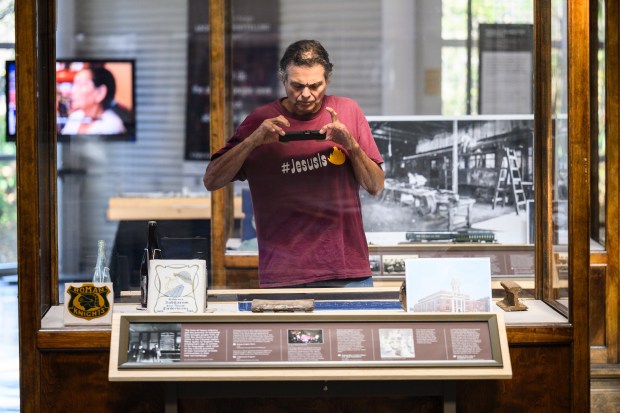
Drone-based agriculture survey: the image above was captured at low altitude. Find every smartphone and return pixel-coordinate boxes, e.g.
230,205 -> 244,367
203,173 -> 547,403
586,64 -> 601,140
280,130 -> 326,142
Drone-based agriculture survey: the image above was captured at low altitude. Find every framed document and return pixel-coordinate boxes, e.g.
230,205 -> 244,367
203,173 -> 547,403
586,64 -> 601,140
147,259 -> 207,313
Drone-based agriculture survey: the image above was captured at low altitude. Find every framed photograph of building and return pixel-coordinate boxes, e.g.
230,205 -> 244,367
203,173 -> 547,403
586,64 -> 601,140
404,257 -> 492,313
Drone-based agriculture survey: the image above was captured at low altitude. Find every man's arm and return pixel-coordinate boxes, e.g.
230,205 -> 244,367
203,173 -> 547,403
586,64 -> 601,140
203,115 -> 290,191
203,138 -> 258,191
348,144 -> 385,196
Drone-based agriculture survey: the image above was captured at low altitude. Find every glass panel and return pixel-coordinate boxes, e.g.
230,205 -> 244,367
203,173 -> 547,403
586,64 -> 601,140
551,0 -> 569,306
0,2 -> 19,409
594,0 -> 606,245
55,0 -> 200,300
0,156 -> 16,264
220,0 -> 536,291
51,0 -> 540,296
0,0 -> 16,266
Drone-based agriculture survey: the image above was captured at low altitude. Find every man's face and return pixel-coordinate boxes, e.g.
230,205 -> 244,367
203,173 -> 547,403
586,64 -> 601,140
282,64 -> 328,117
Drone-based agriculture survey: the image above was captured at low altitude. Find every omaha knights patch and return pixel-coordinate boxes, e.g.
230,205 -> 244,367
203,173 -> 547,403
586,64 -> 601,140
64,282 -> 114,326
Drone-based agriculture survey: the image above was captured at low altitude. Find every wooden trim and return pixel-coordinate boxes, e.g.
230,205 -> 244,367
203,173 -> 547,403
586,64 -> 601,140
592,347 -> 610,364
568,0 -> 592,410
591,364 -> 620,378
534,0 -> 554,302
605,0 -> 620,365
506,325 -> 573,344
224,253 -> 259,268
209,0 -> 233,288
15,2 -> 41,410
590,251 -> 608,266
106,196 -> 243,221
16,0 -> 57,412
37,331 -> 112,350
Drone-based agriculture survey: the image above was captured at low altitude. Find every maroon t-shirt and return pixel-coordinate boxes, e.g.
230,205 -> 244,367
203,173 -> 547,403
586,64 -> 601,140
211,95 -> 383,287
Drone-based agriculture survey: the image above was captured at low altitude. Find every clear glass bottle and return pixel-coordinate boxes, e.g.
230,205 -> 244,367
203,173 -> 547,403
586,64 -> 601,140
92,239 -> 111,283
140,221 -> 162,308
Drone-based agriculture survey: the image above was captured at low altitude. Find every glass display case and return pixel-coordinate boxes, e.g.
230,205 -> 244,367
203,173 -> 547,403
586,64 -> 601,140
209,0 -> 571,317
14,0 -> 602,411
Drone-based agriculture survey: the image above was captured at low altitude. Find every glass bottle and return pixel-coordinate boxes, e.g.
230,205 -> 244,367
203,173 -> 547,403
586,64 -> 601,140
140,221 -> 162,308
92,240 -> 111,283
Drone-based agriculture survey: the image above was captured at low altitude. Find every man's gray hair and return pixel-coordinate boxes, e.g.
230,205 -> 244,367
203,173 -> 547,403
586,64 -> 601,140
278,39 -> 334,82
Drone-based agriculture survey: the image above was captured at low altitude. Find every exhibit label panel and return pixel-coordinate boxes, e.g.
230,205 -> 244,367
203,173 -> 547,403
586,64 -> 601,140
110,312 -> 511,381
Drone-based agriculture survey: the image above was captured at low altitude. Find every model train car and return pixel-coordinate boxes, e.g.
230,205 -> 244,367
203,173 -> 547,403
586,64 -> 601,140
405,230 -> 496,243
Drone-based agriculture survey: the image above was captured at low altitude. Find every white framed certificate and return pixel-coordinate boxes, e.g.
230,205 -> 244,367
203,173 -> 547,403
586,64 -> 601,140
147,259 -> 207,313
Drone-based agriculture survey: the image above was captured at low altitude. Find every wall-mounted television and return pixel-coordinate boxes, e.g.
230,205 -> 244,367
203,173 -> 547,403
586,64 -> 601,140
5,59 -> 136,142
5,60 -> 16,140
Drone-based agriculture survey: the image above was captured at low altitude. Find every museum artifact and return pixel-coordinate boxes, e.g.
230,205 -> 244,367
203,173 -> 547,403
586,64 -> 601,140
405,230 -> 496,243
140,221 -> 162,308
251,299 -> 315,312
497,280 -> 528,312
92,239 -> 111,283
399,280 -> 407,310
147,259 -> 207,313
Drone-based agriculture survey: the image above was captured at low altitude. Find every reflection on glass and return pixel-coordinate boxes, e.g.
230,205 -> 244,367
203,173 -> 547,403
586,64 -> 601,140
224,0 -> 537,291
551,0 -> 569,306
0,158 -> 17,263
595,0 -> 606,244
363,116 -> 533,239
50,0 -> 540,293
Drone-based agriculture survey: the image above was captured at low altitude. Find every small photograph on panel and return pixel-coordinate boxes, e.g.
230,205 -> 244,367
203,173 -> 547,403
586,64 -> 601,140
369,255 -> 381,275
378,328 -> 415,359
288,329 -> 324,344
382,255 -> 418,275
127,323 -> 181,363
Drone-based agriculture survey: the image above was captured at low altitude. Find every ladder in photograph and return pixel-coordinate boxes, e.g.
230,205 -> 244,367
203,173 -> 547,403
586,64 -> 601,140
492,148 -> 527,215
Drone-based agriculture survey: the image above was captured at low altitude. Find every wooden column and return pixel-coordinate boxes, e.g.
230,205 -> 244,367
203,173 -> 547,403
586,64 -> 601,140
534,0 -> 553,301
568,0 -> 592,410
209,0 -> 233,288
604,0 -> 620,366
16,0 -> 57,411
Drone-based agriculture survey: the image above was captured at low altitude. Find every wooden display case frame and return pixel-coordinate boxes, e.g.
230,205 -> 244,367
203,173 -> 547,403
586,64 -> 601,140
15,0 -> 598,411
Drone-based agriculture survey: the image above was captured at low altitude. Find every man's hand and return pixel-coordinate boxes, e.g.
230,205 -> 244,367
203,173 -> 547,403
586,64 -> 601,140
320,107 -> 357,152
204,115 -> 290,191
249,115 -> 290,147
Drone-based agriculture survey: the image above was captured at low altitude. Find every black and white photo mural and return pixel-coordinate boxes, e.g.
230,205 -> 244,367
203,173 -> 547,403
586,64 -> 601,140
362,116 -> 535,245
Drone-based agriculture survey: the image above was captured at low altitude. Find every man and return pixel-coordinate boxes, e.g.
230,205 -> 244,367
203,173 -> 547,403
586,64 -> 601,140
204,40 -> 384,288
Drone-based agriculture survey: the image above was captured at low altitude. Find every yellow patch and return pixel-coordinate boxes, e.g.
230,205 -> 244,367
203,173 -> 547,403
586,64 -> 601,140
327,147 -> 346,165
